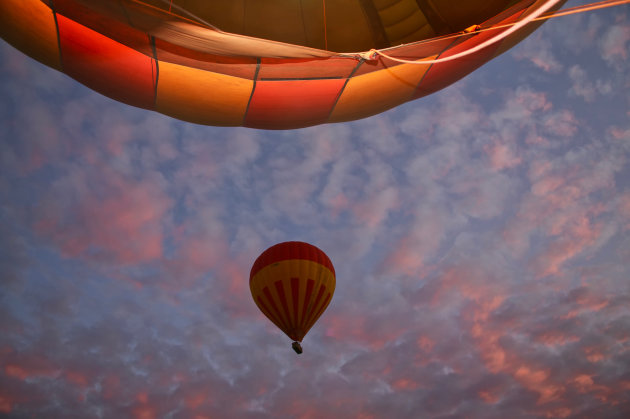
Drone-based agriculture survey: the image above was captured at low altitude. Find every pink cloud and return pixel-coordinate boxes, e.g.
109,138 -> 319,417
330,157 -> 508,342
132,405 -> 157,419
34,169 -> 172,265
136,391 -> 149,404
544,407 -> 572,418
573,374 -> 596,392
531,174 -> 566,197
161,223 -> 253,315
469,308 -> 568,405
583,346 -> 608,363
437,268 -> 574,407
609,126 -> 630,141
382,207 -> 456,276
478,390 -> 502,404
489,88 -> 552,137
534,330 -> 579,346
543,110 -> 579,137
2,350 -> 94,404
504,144 -> 622,277
185,391 -> 208,410
4,358 -> 58,381
326,192 -> 350,218
351,187 -> 399,229
618,192 -> 630,230
416,336 -> 435,352
532,216 -> 602,278
513,33 -> 563,73
101,374 -> 122,400
514,88 -> 553,113
4,104 -> 64,176
484,140 -> 522,170
324,306 -> 408,350
64,370 -> 89,389
468,302 -> 508,373
514,366 -> 563,404
391,377 -> 421,391
567,65 -> 612,102
0,395 -> 11,414
452,168 -> 515,219
383,236 -> 426,276
571,374 -> 621,405
600,22 -> 630,67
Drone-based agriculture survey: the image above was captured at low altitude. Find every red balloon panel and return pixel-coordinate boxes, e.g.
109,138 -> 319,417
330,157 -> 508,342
56,14 -> 157,110
412,11 -> 524,100
244,78 -> 346,129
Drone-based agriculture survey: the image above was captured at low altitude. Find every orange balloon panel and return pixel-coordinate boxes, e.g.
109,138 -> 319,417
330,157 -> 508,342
250,242 -> 335,342
0,0 -> 61,71
0,0 -> 566,129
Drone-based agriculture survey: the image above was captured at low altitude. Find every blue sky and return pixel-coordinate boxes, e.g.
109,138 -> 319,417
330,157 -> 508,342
1,2 -> 629,418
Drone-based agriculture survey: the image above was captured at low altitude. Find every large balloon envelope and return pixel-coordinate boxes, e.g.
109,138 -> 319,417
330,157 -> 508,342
0,0 -> 564,129
250,242 -> 335,353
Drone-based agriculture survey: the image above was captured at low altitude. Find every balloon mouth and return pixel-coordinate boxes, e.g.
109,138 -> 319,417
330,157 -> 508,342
150,0 -> 528,54
292,341 -> 303,355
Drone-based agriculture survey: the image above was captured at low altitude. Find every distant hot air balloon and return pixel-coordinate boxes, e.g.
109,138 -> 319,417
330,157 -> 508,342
250,241 -> 335,354
0,0 -> 567,129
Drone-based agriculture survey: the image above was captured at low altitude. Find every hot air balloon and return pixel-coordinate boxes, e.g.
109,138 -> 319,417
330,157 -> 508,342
0,0 -> 567,129
250,241 -> 335,354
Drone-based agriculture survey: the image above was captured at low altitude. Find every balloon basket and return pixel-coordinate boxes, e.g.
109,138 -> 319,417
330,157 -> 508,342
292,341 -> 303,354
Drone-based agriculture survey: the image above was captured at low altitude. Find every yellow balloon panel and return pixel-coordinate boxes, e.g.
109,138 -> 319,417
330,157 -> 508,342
0,0 -> 61,71
329,57 -> 435,123
155,61 -> 253,126
250,259 -> 335,342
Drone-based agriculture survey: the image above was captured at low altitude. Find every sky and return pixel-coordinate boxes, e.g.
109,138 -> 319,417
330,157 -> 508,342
1,2 -> 629,418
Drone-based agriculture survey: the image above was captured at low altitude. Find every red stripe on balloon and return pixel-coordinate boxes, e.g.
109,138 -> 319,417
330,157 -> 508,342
250,241 -> 335,280
244,78 -> 345,129
56,14 -> 156,110
263,287 -> 289,332
291,277 -> 300,327
309,292 -> 332,330
257,296 -> 284,331
274,280 -> 295,337
303,284 -> 326,328
412,10 -> 523,100
301,279 -> 315,329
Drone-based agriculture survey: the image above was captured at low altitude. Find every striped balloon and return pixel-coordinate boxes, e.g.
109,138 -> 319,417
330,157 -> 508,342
250,242 -> 335,348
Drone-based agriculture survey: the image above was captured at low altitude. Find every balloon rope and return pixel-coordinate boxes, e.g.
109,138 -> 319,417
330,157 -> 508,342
542,0 -> 630,18
462,0 -> 630,36
168,0 -> 172,12
365,0 -> 629,64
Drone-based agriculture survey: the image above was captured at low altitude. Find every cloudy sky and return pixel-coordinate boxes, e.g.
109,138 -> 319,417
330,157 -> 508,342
1,2 -> 629,418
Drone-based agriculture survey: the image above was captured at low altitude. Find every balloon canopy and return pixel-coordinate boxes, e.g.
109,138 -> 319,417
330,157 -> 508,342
0,0 -> 564,129
250,241 -> 335,350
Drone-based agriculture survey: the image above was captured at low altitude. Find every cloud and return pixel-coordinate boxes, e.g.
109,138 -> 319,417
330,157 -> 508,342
484,139 -> 523,170
512,31 -> 563,73
568,65 -> 612,102
599,19 -> 630,69
32,167 -> 172,265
